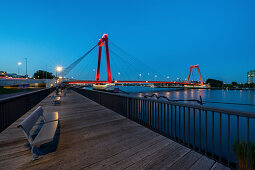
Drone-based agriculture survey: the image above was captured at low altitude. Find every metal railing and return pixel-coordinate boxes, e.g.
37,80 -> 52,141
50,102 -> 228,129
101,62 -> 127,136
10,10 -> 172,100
0,88 -> 55,133
73,87 -> 255,169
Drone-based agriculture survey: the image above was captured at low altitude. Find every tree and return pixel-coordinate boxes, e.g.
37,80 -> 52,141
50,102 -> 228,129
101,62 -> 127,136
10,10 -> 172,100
232,82 -> 238,86
33,70 -> 54,79
206,79 -> 223,87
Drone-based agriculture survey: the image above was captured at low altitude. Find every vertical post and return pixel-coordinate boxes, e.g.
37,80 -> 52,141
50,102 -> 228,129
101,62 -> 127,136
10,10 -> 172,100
167,104 -> 170,137
96,39 -> 103,81
193,108 -> 195,148
25,58 -> 28,77
175,105 -> 177,140
103,34 -> 112,83
196,65 -> 204,85
219,112 -> 222,161
179,106 -> 181,142
228,114 -> 230,166
149,101 -> 152,128
46,65 -> 47,80
161,103 -> 163,133
237,115 -> 239,169
247,118 -> 249,170
188,107 -> 190,147
183,107 -> 185,144
127,98 -> 129,118
171,105 -> 173,137
199,109 -> 201,152
186,66 -> 193,83
205,110 -> 207,155
212,111 -> 214,158
158,103 -> 160,131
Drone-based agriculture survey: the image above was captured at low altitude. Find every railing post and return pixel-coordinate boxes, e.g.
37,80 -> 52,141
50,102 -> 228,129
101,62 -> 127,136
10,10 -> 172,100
205,110 -> 208,155
183,106 -> 185,144
188,107 -> 190,147
126,98 -> 129,119
212,111 -> 214,158
237,115 -> 239,169
247,118 -> 249,170
219,112 -> 222,162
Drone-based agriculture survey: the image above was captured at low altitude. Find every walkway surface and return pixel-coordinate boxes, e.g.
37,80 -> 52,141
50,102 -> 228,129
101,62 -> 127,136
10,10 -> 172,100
0,90 -> 230,170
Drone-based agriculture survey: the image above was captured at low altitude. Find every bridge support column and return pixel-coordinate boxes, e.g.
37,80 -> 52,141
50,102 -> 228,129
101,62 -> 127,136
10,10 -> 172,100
95,34 -> 112,83
187,65 -> 204,85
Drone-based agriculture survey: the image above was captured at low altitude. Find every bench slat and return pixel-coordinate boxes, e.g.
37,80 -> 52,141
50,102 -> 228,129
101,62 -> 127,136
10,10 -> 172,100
44,112 -> 59,122
18,106 -> 43,136
32,121 -> 58,146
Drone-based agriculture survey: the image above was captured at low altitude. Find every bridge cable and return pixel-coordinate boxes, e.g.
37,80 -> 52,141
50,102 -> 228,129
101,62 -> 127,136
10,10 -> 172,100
62,44 -> 98,77
109,41 -> 166,81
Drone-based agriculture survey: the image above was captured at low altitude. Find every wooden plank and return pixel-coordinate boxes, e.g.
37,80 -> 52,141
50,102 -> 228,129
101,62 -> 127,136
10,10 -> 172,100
189,155 -> 215,170
210,162 -> 231,170
168,150 -> 202,170
107,138 -> 172,169
130,142 -> 190,170
87,135 -> 165,169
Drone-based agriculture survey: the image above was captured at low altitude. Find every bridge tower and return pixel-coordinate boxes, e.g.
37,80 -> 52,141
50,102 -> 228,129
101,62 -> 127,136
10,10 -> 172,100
187,65 -> 204,85
96,34 -> 112,83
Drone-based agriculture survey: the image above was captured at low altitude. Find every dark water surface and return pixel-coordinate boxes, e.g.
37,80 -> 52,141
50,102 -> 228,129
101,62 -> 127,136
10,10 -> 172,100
118,86 -> 255,113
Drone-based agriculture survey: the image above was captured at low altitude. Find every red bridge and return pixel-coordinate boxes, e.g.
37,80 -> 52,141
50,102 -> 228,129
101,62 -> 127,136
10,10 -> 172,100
66,34 -> 205,87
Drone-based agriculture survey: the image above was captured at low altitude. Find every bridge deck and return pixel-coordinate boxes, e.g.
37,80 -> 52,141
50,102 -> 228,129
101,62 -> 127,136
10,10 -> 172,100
0,90 -> 229,170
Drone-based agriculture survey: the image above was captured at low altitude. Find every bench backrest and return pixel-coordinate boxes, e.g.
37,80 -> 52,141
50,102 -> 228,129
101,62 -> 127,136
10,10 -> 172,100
17,106 -> 43,142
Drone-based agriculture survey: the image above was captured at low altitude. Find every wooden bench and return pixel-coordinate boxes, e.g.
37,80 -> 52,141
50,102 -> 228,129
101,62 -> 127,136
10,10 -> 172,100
17,106 -> 59,160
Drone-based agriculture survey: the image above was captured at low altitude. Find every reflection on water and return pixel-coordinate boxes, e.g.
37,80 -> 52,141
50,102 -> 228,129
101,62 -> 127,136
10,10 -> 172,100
118,86 -> 255,113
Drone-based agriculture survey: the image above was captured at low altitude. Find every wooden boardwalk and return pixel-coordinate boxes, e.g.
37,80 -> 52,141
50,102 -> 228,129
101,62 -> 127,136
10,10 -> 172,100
0,90 -> 230,170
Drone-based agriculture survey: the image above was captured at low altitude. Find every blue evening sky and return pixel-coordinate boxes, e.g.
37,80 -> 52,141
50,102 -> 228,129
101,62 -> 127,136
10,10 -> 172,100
0,0 -> 254,83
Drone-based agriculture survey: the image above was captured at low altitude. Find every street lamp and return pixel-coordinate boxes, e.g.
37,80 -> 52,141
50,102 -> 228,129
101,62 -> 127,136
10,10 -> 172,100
18,62 -> 22,75
56,66 -> 63,78
138,73 -> 142,80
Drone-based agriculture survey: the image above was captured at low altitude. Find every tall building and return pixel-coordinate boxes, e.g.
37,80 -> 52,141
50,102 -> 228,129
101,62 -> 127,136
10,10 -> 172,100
247,70 -> 255,83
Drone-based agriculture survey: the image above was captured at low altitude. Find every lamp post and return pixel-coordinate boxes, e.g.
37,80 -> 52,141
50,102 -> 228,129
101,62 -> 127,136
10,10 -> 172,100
56,66 -> 63,78
24,58 -> 27,77
18,62 -> 22,75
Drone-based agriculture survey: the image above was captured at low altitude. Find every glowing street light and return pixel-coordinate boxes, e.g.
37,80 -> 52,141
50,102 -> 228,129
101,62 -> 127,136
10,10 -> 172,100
56,66 -> 63,72
18,62 -> 22,75
56,66 -> 63,78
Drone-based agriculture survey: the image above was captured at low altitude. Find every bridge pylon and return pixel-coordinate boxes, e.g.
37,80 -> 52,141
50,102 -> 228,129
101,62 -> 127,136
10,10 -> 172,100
96,34 -> 112,83
186,65 -> 204,85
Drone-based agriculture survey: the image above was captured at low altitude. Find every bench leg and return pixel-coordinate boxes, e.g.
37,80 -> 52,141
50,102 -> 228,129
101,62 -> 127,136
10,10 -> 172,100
31,146 -> 40,160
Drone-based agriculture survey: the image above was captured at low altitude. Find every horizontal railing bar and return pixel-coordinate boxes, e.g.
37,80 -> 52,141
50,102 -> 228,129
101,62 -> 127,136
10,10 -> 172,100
0,88 -> 50,103
78,88 -> 255,118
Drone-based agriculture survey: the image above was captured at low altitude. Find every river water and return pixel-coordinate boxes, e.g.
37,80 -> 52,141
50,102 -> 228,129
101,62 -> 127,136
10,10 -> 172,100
118,86 -> 255,113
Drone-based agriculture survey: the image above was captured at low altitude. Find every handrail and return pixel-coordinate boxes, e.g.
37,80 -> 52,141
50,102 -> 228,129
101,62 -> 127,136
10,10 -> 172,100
0,87 -> 55,133
0,88 -> 47,102
77,88 -> 255,118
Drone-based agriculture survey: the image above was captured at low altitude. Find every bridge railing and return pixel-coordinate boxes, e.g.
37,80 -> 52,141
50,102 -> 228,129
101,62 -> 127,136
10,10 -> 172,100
73,87 -> 255,169
0,88 -> 55,133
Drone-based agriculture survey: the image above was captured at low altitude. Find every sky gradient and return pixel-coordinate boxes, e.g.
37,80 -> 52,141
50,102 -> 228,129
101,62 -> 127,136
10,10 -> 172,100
0,0 -> 254,83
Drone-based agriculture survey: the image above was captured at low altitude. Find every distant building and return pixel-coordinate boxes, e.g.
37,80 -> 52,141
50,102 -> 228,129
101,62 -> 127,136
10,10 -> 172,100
0,71 -> 6,78
247,70 -> 255,84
